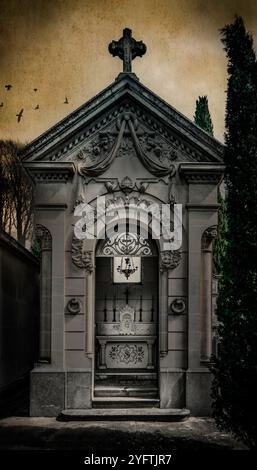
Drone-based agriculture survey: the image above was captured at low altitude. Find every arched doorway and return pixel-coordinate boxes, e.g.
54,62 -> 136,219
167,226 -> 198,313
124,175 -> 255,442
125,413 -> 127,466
94,232 -> 159,406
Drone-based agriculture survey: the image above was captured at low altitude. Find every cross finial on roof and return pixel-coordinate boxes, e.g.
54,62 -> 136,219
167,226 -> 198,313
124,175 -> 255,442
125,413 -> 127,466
108,28 -> 147,73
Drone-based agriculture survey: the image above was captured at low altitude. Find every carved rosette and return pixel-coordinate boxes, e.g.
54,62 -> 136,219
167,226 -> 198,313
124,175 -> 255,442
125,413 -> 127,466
35,224 -> 52,251
160,250 -> 182,272
202,226 -> 218,250
71,236 -> 94,272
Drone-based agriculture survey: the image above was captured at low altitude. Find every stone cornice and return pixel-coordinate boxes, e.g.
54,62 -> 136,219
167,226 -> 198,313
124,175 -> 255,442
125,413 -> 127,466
179,163 -> 224,184
23,162 -> 75,183
20,74 -> 224,164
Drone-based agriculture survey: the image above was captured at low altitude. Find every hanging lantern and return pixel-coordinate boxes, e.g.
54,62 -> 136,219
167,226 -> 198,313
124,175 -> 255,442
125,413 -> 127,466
117,256 -> 138,279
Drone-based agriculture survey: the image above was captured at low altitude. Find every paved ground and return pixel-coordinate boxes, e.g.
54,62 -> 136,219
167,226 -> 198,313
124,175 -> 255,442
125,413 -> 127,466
0,416 -> 247,451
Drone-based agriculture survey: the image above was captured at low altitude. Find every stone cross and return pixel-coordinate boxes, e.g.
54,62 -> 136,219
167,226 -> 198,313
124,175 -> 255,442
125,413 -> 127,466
108,28 -> 146,73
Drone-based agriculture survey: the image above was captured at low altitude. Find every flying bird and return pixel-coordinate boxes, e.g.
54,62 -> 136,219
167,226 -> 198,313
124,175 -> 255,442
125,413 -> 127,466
34,104 -> 39,110
64,96 -> 69,104
0,102 -> 3,107
16,108 -> 24,122
33,88 -> 38,92
5,84 -> 12,90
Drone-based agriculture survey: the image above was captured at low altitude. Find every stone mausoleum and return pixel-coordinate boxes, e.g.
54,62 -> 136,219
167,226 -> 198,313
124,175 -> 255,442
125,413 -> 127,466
22,29 -> 224,417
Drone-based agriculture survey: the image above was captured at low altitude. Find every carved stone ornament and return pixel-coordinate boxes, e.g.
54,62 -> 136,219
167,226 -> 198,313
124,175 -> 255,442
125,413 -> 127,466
202,225 -> 218,249
71,236 -> 94,272
119,176 -> 135,194
100,232 -> 152,257
160,250 -> 182,272
119,305 -> 135,335
108,343 -> 145,365
66,298 -> 81,315
75,110 -> 177,178
170,298 -> 186,315
108,28 -> 146,74
104,177 -> 149,195
35,224 -> 52,251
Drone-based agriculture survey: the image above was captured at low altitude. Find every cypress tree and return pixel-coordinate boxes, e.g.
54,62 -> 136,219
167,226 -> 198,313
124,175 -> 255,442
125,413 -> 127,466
213,190 -> 228,275
194,96 -> 214,136
211,16 -> 257,448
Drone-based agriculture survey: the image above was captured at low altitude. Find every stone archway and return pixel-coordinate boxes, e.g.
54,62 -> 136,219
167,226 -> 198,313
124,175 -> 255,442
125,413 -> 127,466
94,232 -> 159,405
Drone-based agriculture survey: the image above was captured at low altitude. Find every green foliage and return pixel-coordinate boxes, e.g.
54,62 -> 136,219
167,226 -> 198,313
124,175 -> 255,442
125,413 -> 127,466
31,239 -> 41,258
211,16 -> 257,448
213,190 -> 228,275
194,96 -> 214,136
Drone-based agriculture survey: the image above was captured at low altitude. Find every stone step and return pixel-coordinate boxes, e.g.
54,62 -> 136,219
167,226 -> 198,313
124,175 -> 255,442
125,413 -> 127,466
92,397 -> 160,408
94,386 -> 158,398
95,372 -> 157,388
95,371 -> 157,379
59,408 -> 190,422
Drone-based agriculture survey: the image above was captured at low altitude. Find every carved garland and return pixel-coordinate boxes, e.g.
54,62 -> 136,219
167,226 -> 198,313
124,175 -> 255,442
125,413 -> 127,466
71,236 -> 94,272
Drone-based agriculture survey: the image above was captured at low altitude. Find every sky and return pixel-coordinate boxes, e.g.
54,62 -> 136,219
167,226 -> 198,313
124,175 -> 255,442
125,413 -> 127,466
0,0 -> 257,144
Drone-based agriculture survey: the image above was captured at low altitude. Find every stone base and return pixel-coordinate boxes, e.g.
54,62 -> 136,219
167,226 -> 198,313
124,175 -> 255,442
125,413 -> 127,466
30,370 -> 65,417
186,369 -> 212,416
159,371 -> 186,408
59,407 -> 190,421
30,369 -> 92,416
66,372 -> 92,409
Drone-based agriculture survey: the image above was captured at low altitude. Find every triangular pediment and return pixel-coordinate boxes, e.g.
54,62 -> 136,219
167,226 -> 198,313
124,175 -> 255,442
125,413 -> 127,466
21,74 -> 224,170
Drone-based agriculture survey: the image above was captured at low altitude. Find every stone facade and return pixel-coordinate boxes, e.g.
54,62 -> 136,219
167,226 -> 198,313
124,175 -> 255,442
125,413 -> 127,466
22,48 -> 224,416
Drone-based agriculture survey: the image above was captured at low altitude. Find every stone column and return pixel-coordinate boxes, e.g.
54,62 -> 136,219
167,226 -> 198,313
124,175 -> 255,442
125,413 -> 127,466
201,226 -> 217,362
98,340 -> 107,368
71,238 -> 94,355
35,224 -> 52,362
159,270 -> 168,357
86,267 -> 94,355
146,339 -> 155,369
159,250 -> 182,357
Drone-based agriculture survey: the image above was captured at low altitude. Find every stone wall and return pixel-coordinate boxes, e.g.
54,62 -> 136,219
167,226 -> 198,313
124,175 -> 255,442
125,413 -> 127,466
0,230 -> 39,394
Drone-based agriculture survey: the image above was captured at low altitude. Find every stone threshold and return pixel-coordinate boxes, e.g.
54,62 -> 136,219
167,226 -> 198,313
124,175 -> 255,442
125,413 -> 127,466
58,408 -> 190,422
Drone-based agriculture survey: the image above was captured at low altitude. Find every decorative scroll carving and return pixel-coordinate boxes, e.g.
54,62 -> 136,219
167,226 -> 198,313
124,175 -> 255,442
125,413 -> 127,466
104,177 -> 149,194
35,224 -> 52,250
108,343 -> 145,364
160,250 -> 181,272
66,298 -> 82,315
105,180 -> 117,193
202,226 -> 218,250
71,236 -> 94,272
170,298 -> 186,314
101,232 -> 152,256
